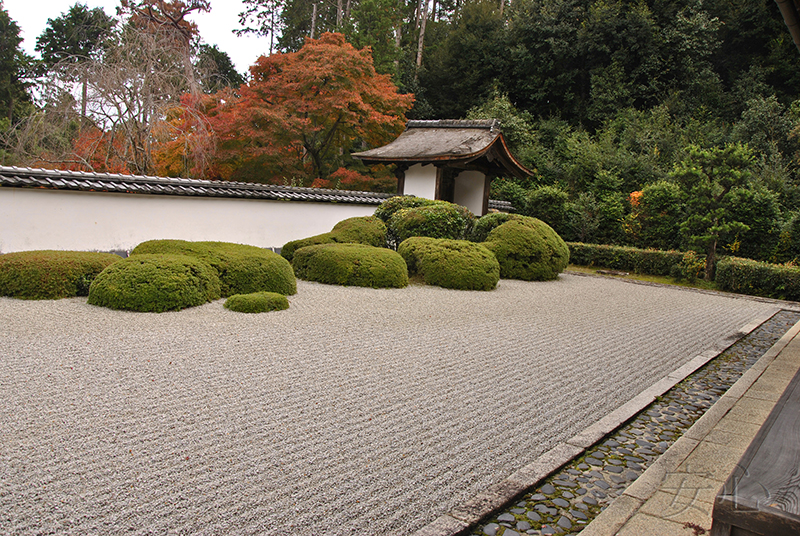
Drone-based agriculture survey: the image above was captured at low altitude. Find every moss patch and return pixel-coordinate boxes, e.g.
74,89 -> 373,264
132,240 -> 296,296
483,217 -> 570,281
88,254 -> 221,312
0,250 -> 122,300
399,237 -> 499,291
281,216 -> 387,262
224,291 -> 289,313
292,243 -> 408,288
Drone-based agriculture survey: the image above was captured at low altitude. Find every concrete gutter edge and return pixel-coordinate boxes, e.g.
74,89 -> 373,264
576,316 -> 800,536
411,310 -> 785,536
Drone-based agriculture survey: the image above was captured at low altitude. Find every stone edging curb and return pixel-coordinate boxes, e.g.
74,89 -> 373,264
412,309 -> 783,536
575,317 -> 800,536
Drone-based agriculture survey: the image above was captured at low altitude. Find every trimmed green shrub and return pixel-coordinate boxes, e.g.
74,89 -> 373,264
131,240 -> 296,296
567,242 -> 689,277
292,243 -> 408,288
281,216 -> 387,262
0,250 -> 121,300
469,212 -> 524,242
399,237 -> 500,291
88,254 -> 221,312
373,195 -> 439,222
224,291 -> 289,313
388,203 -> 476,245
716,257 -> 800,301
484,217 -> 569,281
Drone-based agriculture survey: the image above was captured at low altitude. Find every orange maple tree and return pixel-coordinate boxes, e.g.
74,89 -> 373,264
207,32 -> 414,188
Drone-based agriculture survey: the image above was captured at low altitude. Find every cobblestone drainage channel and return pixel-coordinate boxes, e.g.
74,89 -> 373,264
473,309 -> 800,536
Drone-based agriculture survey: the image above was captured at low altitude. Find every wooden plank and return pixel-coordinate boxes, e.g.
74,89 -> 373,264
712,366 -> 800,536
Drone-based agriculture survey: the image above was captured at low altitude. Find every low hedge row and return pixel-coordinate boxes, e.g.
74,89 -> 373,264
292,243 -> 408,288
567,242 -> 688,277
281,216 -> 387,262
716,257 -> 800,301
88,254 -> 221,312
0,250 -> 122,299
132,240 -> 296,296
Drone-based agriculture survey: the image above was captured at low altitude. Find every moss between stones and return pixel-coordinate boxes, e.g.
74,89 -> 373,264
131,240 -> 296,296
281,216 -> 388,262
0,250 -> 122,300
483,217 -> 570,281
292,243 -> 408,288
224,291 -> 289,313
87,254 -> 221,312
398,237 -> 500,291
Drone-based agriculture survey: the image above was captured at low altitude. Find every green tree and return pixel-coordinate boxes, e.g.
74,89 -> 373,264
196,44 -> 245,92
0,5 -> 31,123
419,0 -> 506,118
35,3 -> 115,120
670,143 -> 755,280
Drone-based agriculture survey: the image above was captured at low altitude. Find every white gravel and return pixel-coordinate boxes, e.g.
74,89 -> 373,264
0,275 -> 780,535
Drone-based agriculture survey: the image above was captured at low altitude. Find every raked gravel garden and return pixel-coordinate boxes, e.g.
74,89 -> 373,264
0,274 -> 786,535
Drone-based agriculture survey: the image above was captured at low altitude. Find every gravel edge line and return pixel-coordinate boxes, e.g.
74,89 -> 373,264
411,309 -> 784,536
564,270 -> 800,310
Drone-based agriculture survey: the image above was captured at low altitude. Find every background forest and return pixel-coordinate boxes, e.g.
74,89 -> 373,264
2,0 -> 800,264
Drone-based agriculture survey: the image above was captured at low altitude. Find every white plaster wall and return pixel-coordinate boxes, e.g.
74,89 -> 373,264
453,170 -> 486,216
402,163 -> 437,200
0,188 -> 377,254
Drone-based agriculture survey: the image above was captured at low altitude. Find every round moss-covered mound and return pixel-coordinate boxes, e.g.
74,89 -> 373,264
292,243 -> 408,288
399,237 -> 500,291
224,291 -> 289,313
88,254 -> 221,312
470,212 -> 525,242
373,195 -> 439,223
330,216 -> 387,246
483,217 -> 570,281
131,240 -> 296,296
0,250 -> 122,300
281,216 -> 387,262
388,202 -> 476,244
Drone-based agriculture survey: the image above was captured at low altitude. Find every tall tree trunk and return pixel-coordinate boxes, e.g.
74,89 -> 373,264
337,0 -> 343,28
499,0 -> 504,17
416,0 -> 429,76
394,24 -> 402,72
345,0 -> 352,22
310,2 -> 318,39
705,239 -> 717,281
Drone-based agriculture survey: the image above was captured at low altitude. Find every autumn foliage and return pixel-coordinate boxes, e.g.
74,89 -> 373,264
205,32 -> 414,188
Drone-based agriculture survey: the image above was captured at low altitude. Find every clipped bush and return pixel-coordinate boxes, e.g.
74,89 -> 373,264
224,291 -> 289,313
469,212 -> 524,242
132,240 -> 296,296
373,195 -> 439,222
0,250 -> 121,300
292,243 -> 408,288
88,254 -> 221,312
716,257 -> 800,301
568,242 -> 688,277
281,216 -> 387,262
399,237 -> 500,291
388,202 -> 476,245
483,217 -> 569,281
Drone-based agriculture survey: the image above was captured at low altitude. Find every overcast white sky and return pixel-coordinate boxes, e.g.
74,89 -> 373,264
3,0 -> 271,74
